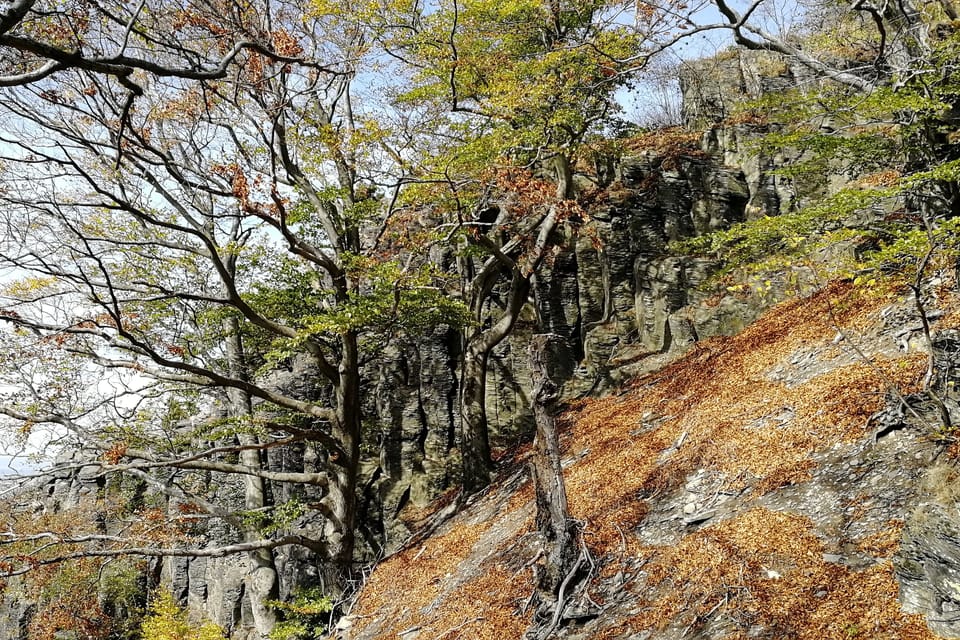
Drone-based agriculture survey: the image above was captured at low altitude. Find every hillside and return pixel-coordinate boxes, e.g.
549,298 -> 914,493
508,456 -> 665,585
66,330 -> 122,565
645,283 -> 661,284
3,2 -> 960,639
343,282 -> 960,639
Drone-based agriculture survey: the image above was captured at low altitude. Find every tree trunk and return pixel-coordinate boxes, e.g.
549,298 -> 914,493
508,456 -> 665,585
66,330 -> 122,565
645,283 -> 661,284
459,274 -> 533,494
243,499 -> 280,640
527,334 -> 580,640
321,330 -> 361,591
224,319 -> 279,638
460,344 -> 493,494
553,155 -> 574,200
459,206 -> 559,496
528,334 -> 577,592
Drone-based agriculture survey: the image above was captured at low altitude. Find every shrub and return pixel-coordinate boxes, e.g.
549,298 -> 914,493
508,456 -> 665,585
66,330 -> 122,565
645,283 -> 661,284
140,591 -> 226,640
266,587 -> 333,640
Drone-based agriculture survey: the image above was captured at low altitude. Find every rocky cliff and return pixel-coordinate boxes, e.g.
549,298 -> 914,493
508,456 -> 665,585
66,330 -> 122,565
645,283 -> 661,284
7,45 -> 949,640
0,130 -> 776,639
364,124 -> 787,549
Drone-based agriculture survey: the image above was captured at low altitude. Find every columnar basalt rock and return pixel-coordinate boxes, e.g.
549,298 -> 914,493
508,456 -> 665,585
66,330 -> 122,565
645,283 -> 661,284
366,141 -> 770,550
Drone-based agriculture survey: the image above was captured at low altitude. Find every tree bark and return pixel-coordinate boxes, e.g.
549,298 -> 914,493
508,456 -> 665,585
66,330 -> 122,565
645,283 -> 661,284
526,334 -> 581,640
224,318 -> 279,638
528,334 -> 577,593
459,207 -> 560,495
460,274 -> 534,494
460,344 -> 494,494
321,329 -> 361,591
553,155 -> 573,200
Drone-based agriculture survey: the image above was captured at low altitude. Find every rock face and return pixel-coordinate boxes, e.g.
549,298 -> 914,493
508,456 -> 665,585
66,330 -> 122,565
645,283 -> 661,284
0,449 -> 109,640
895,331 -> 960,638
150,140 -> 768,633
364,144 -> 768,554
156,356 -> 335,637
357,47 -> 869,564
577,155 -> 752,374
0,46 -> 832,639
13,46 -> 952,640
344,45 -> 960,639
679,50 -> 817,128
897,501 -> 960,638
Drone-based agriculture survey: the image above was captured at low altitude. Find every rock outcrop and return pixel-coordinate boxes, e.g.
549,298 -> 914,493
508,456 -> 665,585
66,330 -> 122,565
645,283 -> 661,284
364,142 -> 772,556
140,45 -> 827,636
12,38 -> 959,640
895,330 -> 960,638
342,43 -> 960,640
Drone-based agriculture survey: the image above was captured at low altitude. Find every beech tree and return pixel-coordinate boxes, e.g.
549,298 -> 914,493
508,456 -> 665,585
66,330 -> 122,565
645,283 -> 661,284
386,0 -> 960,492
1,0 -> 936,635
0,1 -> 327,93
6,0 -> 921,504
0,1 -> 465,636
670,0 -> 948,92
687,1 -> 960,381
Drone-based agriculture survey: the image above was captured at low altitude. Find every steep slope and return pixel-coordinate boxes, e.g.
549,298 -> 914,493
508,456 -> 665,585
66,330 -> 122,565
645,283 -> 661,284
342,281 -> 960,639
